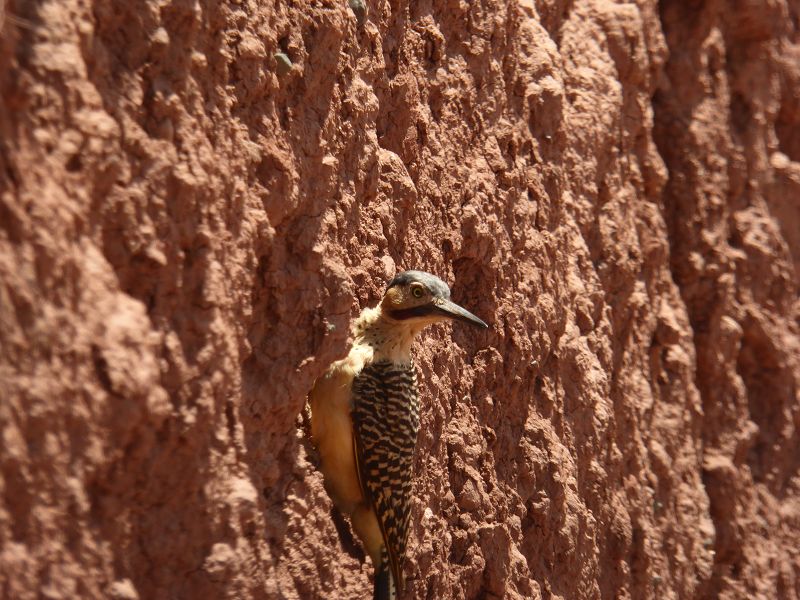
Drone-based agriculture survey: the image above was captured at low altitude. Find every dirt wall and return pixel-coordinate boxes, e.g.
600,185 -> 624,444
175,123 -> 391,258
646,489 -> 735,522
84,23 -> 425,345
0,0 -> 798,598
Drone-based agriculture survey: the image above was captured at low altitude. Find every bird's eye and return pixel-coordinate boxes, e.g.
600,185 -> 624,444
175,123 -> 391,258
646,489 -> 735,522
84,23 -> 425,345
411,285 -> 424,298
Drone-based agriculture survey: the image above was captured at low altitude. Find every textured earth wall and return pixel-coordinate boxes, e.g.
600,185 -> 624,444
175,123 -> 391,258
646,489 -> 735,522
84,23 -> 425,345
1,0 -> 799,599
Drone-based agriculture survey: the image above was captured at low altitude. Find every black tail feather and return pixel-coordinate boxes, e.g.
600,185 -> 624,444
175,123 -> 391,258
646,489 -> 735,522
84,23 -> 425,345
373,549 -> 396,600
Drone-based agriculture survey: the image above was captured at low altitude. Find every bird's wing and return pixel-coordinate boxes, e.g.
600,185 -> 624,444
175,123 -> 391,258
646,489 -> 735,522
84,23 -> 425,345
351,360 -> 420,589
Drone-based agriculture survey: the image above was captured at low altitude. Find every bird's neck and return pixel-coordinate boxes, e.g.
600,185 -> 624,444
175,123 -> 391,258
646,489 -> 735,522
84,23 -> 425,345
352,306 -> 422,365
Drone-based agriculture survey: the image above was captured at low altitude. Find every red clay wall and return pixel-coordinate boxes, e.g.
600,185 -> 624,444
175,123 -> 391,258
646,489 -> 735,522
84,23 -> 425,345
0,1 -> 798,598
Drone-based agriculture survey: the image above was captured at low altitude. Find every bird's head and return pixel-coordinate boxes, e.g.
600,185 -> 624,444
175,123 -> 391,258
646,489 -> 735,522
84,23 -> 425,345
380,270 -> 488,329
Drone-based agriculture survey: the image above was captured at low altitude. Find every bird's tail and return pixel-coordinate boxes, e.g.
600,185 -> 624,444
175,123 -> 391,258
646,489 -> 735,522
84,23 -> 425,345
373,547 -> 396,600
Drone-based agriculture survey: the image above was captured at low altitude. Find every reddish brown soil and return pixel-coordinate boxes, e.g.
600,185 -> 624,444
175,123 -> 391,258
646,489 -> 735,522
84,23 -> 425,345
1,1 -> 798,598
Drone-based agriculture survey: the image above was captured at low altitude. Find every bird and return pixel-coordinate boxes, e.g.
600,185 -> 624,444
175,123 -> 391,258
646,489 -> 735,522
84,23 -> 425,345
308,270 -> 488,600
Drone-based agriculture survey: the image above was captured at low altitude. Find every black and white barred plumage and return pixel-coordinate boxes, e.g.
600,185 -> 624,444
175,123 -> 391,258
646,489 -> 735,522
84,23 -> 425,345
351,359 -> 420,593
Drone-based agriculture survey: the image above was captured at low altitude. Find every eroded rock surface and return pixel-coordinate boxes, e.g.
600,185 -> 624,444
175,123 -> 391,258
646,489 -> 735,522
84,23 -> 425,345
0,1 -> 798,598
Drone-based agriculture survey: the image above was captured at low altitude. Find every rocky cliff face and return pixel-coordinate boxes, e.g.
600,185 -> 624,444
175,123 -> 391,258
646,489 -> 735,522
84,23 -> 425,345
1,0 -> 798,598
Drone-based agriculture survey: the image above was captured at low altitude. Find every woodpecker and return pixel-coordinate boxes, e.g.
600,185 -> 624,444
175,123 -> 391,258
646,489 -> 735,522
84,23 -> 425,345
309,270 -> 488,600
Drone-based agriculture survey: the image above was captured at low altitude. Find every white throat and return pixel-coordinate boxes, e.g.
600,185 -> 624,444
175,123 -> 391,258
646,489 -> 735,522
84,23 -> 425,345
352,306 -> 422,365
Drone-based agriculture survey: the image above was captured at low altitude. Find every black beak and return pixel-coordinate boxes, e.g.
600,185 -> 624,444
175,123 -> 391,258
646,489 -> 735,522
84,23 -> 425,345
434,298 -> 488,328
